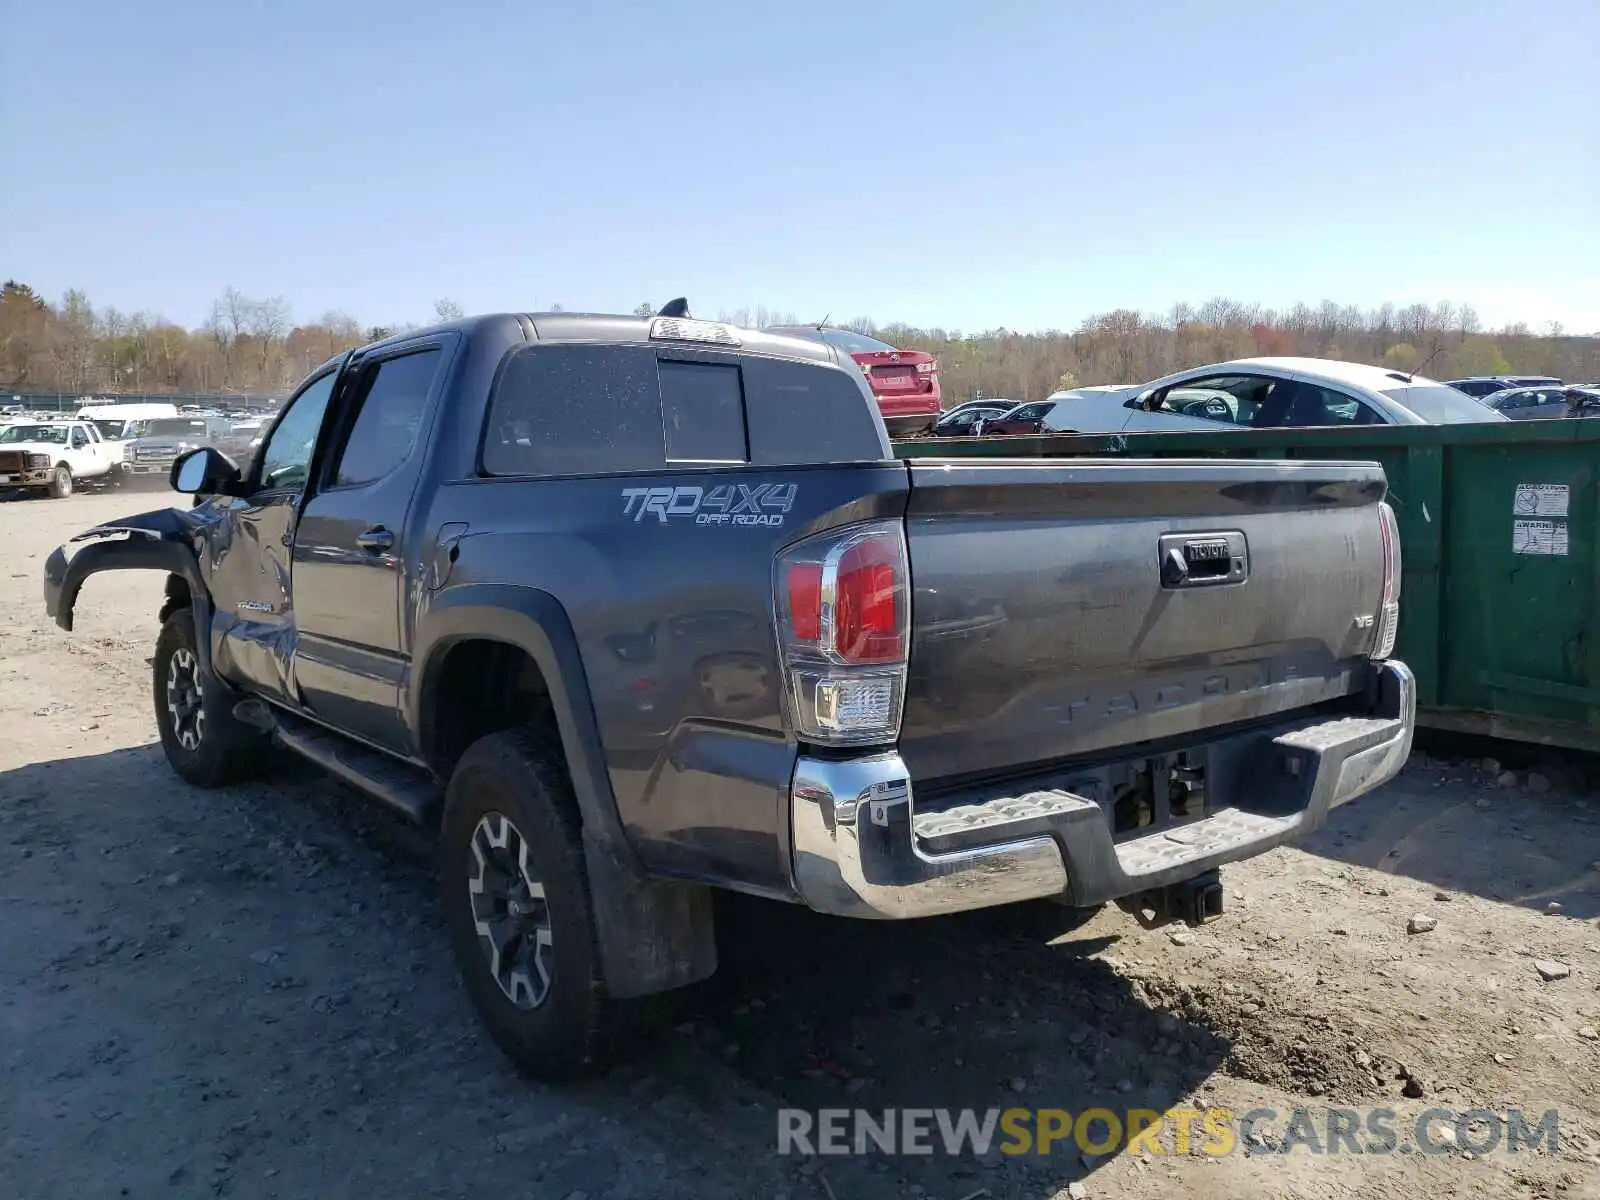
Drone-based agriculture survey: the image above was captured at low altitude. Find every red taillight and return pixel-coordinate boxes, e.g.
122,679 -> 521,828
834,536 -> 904,664
786,562 -> 823,642
774,521 -> 910,746
915,360 -> 937,375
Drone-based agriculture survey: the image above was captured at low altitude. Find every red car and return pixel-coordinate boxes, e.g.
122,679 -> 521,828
767,326 -> 940,436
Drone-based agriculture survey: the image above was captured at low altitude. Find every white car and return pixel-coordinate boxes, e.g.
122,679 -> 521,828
1027,358 -> 1506,435
0,419 -> 123,497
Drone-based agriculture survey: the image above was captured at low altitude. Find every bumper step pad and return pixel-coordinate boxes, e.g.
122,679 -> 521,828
914,790 -> 1097,855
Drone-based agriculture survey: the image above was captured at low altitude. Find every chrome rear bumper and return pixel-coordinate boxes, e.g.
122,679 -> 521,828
790,660 -> 1415,919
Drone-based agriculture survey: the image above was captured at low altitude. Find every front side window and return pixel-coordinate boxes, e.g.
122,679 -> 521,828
331,349 -> 441,487
70,427 -> 88,448
1152,375 -> 1272,425
259,373 -> 336,491
1254,381 -> 1382,428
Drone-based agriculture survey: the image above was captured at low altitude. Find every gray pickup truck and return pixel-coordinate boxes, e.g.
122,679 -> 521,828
43,308 -> 1414,1078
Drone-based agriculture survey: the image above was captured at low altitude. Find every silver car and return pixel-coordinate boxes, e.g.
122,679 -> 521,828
1480,385 -> 1579,421
1032,357 -> 1506,435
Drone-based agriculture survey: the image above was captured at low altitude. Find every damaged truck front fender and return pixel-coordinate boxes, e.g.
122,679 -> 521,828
43,505 -> 219,675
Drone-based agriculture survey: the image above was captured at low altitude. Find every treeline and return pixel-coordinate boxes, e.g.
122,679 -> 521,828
3,281 -> 1595,402
0,283 -> 461,397
842,301 -> 1599,404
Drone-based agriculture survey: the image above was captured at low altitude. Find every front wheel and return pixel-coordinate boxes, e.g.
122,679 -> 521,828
440,728 -> 661,1079
47,465 -> 73,498
152,610 -> 267,787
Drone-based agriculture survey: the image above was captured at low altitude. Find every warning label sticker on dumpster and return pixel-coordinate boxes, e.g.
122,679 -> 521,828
1512,519 -> 1569,556
1513,483 -> 1569,517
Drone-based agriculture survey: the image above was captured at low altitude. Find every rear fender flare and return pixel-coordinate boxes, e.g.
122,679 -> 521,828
413,585 -> 718,998
411,583 -> 633,868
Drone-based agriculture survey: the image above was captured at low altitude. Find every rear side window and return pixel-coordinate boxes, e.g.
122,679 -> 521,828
659,360 -> 747,463
484,345 -> 664,477
332,348 -> 441,487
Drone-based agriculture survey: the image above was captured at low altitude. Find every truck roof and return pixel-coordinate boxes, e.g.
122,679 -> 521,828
354,312 -> 841,369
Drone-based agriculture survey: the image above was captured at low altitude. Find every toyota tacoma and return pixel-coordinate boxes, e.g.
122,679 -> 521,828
43,306 -> 1414,1078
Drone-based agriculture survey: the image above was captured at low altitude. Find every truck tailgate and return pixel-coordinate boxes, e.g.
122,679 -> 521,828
901,458 -> 1390,781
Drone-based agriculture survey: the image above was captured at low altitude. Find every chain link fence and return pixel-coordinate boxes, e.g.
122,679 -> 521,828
3,392 -> 283,414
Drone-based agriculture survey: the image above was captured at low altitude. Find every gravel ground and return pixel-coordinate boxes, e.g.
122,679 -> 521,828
3,491 -> 1599,1200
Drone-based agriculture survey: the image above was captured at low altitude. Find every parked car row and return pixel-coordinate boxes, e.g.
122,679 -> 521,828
934,358 -> 1507,438
0,402 -> 270,499
922,360 -> 1600,440
739,319 -> 1589,441
1473,384 -> 1600,420
1444,375 -> 1564,398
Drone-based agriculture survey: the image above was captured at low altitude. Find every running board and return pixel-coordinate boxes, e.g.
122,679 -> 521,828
250,705 -> 442,825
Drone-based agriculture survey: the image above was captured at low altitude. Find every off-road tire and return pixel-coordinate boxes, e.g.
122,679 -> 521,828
47,465 -> 73,498
152,609 -> 267,787
440,727 -> 661,1080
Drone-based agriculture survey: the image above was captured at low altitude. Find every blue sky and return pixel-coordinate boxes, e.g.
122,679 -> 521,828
3,0 -> 1596,334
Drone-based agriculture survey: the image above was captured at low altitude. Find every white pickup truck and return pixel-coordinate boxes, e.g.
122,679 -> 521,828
0,419 -> 123,497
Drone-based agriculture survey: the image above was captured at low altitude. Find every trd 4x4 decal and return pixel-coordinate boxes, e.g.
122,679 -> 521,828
620,483 -> 797,527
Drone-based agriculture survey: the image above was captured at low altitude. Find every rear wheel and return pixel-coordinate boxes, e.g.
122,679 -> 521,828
47,465 -> 72,498
152,610 -> 267,787
440,728 -> 661,1079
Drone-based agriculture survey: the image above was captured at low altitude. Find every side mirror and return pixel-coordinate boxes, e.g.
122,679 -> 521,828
171,446 -> 242,495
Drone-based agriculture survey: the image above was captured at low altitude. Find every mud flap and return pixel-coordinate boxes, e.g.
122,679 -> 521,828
583,829 -> 717,998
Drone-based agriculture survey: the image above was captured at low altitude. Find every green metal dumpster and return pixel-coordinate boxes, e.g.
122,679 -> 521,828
898,419 -> 1600,751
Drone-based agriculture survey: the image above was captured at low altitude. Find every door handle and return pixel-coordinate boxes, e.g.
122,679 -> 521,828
356,526 -> 395,552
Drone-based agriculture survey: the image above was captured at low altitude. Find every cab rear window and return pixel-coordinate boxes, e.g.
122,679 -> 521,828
482,342 -> 883,477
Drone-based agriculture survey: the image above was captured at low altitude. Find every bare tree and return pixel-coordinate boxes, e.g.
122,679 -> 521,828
245,295 -> 291,387
434,298 -> 464,323
52,289 -> 98,393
